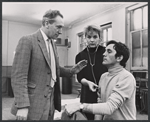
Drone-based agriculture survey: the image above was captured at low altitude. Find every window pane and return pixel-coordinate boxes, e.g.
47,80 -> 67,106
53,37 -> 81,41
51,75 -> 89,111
132,31 -> 141,48
143,6 -> 148,28
142,30 -> 148,67
142,29 -> 148,47
78,33 -> 85,52
132,31 -> 141,67
133,8 -> 142,30
103,29 -> 107,42
81,36 -> 84,43
108,28 -> 112,40
103,29 -> 107,47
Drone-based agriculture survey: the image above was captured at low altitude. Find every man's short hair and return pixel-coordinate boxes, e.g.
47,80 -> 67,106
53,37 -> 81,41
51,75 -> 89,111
106,40 -> 130,68
42,9 -> 63,26
84,25 -> 101,38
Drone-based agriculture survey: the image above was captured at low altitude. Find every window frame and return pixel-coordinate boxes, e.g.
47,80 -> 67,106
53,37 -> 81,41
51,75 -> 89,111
100,22 -> 112,47
77,32 -> 86,52
126,3 -> 148,71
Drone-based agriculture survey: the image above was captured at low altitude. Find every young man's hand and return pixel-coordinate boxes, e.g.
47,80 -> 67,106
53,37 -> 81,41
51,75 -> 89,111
88,81 -> 98,92
81,78 -> 98,92
65,102 -> 81,116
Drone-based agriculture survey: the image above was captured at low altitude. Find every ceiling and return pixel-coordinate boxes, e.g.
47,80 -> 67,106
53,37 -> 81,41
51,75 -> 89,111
2,2 -> 133,28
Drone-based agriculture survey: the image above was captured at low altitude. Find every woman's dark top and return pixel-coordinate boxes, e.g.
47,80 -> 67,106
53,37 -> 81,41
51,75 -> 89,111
75,45 -> 107,104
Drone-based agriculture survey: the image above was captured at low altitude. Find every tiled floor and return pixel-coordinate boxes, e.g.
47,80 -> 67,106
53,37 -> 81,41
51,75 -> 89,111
2,93 -> 148,120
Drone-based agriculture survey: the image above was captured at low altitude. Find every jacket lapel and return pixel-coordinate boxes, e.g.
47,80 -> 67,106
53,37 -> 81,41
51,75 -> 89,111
36,30 -> 51,69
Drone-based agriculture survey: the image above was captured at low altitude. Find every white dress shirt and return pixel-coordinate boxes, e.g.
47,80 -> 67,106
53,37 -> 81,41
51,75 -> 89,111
40,29 -> 56,87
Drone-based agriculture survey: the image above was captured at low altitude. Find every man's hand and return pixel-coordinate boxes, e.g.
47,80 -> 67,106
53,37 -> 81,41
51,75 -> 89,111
16,108 -> 28,120
65,103 -> 81,116
71,60 -> 87,74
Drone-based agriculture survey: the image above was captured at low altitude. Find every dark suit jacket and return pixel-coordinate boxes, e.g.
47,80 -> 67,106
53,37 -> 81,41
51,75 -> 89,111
11,29 -> 73,120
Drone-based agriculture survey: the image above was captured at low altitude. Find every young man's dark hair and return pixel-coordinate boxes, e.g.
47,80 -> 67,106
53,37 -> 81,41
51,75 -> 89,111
106,40 -> 130,68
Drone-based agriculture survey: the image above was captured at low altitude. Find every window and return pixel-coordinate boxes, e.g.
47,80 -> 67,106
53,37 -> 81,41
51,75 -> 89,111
100,22 -> 112,47
127,4 -> 148,70
78,32 -> 86,52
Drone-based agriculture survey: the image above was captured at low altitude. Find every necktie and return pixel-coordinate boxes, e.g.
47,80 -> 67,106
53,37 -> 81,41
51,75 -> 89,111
47,39 -> 56,87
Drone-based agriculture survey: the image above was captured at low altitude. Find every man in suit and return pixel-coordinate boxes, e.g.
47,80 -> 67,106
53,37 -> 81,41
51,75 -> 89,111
11,9 -> 87,120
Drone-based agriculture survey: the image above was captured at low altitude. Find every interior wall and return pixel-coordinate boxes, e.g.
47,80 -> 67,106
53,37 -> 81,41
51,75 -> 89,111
66,4 -> 132,66
2,20 -> 40,93
2,20 -> 8,67
2,20 -> 40,66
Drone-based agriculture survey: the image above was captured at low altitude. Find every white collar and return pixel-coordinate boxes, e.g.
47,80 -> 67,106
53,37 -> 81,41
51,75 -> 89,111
40,28 -> 48,41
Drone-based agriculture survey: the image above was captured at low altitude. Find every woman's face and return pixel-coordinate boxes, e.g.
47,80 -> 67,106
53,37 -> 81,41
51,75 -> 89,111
85,31 -> 100,48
